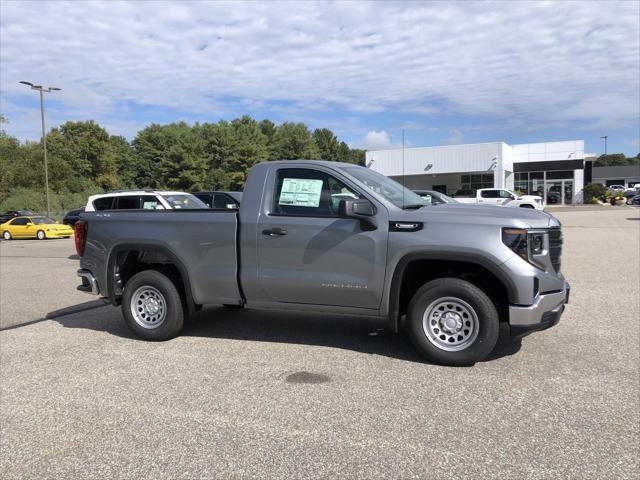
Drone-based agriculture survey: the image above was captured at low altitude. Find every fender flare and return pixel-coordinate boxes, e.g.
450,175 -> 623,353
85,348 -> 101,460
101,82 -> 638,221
386,251 -> 518,332
106,241 -> 197,314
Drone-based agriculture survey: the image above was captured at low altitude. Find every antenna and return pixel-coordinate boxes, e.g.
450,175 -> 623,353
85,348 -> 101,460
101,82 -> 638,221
402,128 -> 405,209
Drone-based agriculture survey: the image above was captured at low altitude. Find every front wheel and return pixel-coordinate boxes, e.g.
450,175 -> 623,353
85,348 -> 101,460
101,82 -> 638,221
406,278 -> 499,366
2,231 -> 11,240
36,230 -> 46,240
122,270 -> 185,341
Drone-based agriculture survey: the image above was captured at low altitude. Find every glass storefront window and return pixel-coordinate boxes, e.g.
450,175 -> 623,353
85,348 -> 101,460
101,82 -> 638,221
546,170 -> 574,180
460,173 -> 493,194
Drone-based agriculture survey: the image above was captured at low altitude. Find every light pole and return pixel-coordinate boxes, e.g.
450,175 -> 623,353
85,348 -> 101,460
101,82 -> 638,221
600,135 -> 608,167
19,81 -> 61,218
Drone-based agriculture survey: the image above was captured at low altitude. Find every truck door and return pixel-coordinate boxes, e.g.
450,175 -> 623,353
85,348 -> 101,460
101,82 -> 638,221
256,166 -> 388,310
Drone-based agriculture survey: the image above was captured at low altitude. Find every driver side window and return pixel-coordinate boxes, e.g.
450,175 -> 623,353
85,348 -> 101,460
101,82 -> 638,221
272,168 -> 359,217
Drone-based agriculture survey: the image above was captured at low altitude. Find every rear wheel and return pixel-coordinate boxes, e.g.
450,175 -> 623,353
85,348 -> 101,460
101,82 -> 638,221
2,231 -> 11,240
122,270 -> 184,340
36,230 -> 46,240
406,278 -> 499,366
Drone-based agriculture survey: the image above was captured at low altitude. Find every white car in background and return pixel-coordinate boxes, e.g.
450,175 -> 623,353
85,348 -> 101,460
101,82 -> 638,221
453,188 -> 544,210
85,191 -> 208,211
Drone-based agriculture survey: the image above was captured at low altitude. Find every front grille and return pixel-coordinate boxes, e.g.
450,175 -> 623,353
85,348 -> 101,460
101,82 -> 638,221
548,228 -> 562,272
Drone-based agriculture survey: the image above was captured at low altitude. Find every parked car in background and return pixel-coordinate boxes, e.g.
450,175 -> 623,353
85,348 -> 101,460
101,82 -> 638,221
0,210 -> 37,224
85,191 -> 208,211
1,216 -> 73,240
192,191 -> 242,209
454,188 -> 544,210
63,208 -> 85,227
623,185 -> 640,203
630,195 -> 640,206
413,190 -> 458,205
608,185 -> 625,193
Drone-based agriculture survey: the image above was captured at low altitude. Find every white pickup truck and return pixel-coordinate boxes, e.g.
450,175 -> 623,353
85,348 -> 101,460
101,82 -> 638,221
454,188 -> 544,210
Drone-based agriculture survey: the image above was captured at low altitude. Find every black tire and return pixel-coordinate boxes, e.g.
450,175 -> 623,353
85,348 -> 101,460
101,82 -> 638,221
122,270 -> 184,341
406,278 -> 499,366
2,231 -> 11,240
520,204 -> 534,209
36,230 -> 46,240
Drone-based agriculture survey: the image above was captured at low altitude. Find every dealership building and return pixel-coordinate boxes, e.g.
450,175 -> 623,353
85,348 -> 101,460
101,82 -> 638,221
366,140 -> 590,205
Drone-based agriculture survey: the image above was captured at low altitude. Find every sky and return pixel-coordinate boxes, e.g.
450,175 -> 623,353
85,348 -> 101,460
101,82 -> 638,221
1,0 -> 639,156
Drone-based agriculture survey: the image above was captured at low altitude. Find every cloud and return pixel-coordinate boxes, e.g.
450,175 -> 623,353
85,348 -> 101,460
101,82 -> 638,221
364,130 -> 393,150
0,0 -> 638,141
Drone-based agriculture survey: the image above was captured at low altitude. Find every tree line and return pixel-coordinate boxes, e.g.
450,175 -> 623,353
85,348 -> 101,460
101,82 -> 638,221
0,115 -> 365,216
593,153 -> 640,167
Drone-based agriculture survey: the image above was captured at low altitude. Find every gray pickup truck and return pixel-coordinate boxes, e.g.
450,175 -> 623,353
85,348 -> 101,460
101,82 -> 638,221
75,160 -> 569,365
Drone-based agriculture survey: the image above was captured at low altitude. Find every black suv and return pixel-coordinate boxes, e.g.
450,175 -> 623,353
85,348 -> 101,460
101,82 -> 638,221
63,208 -> 85,227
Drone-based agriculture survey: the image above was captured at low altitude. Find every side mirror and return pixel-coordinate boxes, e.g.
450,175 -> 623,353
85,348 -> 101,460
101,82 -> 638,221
26,222 -> 34,226
339,199 -> 377,231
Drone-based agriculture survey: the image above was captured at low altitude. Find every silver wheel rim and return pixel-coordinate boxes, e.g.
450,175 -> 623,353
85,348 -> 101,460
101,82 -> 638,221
422,297 -> 479,352
37,231 -> 44,239
130,286 -> 167,329
3,231 -> 10,240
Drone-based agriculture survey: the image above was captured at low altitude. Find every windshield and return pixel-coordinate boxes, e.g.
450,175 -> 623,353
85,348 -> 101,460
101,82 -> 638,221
161,194 -> 208,209
31,217 -> 56,224
343,167 -> 426,208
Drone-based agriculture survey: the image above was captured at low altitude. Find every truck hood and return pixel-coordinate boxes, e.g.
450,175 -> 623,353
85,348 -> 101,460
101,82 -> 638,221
392,203 -> 559,229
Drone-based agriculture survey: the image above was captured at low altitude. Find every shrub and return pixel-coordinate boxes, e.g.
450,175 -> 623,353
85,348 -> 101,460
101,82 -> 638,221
584,183 -> 607,201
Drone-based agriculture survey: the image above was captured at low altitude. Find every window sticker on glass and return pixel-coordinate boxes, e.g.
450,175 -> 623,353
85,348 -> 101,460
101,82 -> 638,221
279,178 -> 323,207
143,201 -> 158,209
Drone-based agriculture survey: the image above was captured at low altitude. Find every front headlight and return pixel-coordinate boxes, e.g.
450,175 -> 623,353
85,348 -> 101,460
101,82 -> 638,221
502,228 -> 548,270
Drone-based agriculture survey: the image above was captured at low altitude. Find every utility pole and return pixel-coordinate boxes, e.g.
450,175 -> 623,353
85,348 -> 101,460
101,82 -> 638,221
600,135 -> 608,167
19,81 -> 61,218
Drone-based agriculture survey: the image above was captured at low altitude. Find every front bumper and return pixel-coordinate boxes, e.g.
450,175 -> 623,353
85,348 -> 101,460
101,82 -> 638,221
47,230 -> 73,238
508,282 -> 569,335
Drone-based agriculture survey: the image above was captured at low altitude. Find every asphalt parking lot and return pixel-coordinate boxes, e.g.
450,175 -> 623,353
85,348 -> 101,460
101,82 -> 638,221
1,207 -> 638,479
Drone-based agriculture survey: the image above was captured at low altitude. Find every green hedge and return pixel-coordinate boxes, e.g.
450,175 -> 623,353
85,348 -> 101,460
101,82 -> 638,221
0,187 -> 102,222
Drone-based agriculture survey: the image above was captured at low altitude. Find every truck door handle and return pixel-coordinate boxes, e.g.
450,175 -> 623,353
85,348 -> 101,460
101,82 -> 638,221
262,227 -> 287,236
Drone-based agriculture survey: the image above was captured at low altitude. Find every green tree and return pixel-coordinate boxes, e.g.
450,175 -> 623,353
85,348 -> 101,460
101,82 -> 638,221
45,120 -> 118,191
313,128 -> 340,161
594,153 -> 639,167
272,122 -> 320,160
133,122 -> 208,190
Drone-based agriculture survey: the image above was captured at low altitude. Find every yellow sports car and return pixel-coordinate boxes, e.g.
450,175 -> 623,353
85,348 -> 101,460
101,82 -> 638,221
1,216 -> 74,240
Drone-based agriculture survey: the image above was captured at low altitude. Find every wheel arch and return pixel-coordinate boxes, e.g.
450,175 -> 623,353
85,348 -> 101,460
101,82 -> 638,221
387,252 -> 517,333
106,242 -> 197,315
